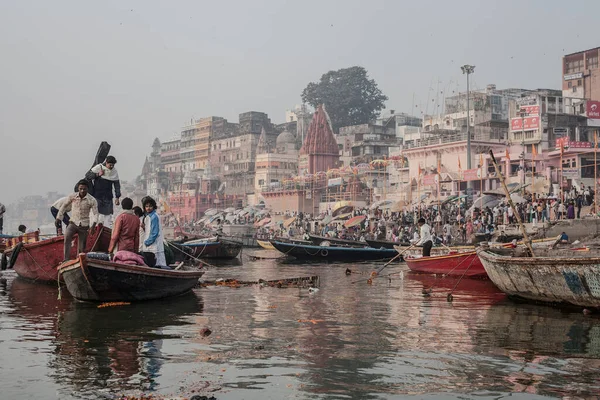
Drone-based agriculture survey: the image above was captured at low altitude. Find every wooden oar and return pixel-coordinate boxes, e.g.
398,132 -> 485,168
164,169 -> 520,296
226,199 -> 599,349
374,244 -> 415,275
165,241 -> 216,269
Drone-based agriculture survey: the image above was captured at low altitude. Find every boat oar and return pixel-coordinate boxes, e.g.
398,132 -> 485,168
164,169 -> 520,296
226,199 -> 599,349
488,149 -> 535,257
376,244 -> 416,274
350,244 -> 415,284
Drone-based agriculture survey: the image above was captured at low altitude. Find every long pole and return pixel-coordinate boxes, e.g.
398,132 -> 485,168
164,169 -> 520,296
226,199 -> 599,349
595,131 -> 598,216
521,114 -> 526,196
560,148 -> 564,203
488,150 -> 535,256
466,72 -> 471,195
532,144 -> 536,202
479,154 -> 483,197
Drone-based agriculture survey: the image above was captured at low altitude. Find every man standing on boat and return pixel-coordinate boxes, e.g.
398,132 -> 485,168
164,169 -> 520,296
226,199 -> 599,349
416,217 -> 433,257
51,196 -> 72,235
56,180 -> 99,261
88,156 -> 121,227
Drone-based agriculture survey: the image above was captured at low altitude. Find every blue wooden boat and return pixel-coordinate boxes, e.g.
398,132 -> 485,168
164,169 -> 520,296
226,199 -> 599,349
270,240 -> 398,261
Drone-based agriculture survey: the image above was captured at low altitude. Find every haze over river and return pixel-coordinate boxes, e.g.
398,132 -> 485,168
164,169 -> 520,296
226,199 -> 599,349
1,253 -> 599,399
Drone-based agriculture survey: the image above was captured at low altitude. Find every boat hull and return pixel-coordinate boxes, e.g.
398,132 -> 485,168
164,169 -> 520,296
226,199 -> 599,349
257,239 -> 275,250
405,251 -> 487,278
271,241 -> 397,261
173,239 -> 242,260
8,226 -> 111,283
59,254 -> 204,302
478,248 -> 600,308
308,234 -> 364,247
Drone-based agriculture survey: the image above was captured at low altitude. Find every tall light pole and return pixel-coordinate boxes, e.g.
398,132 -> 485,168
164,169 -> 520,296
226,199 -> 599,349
461,64 -> 475,192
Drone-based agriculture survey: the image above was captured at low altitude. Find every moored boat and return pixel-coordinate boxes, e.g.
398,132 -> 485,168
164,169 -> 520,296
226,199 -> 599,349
59,253 -> 204,302
271,240 -> 397,261
403,251 -> 487,278
171,237 -> 242,260
365,238 -> 407,249
4,226 -> 111,283
257,239 -> 276,250
308,234 -> 364,247
257,237 -> 311,250
477,246 -> 600,308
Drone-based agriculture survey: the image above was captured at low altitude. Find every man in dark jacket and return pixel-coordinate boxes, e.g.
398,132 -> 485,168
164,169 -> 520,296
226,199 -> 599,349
89,156 -> 121,227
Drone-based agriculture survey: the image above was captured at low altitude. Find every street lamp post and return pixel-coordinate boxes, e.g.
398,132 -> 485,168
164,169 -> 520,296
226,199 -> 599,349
461,65 -> 475,193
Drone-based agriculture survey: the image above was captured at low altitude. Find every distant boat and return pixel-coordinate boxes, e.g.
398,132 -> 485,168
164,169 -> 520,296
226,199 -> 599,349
270,240 -> 398,261
477,246 -> 600,309
307,234 -> 365,247
257,237 -> 311,250
59,254 -> 204,302
3,226 -> 111,283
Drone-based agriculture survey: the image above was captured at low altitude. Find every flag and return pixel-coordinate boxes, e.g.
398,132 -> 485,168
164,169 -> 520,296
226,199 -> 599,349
560,144 -> 564,157
532,144 -> 537,157
458,156 -> 461,170
505,148 -> 510,161
437,159 -> 441,174
595,132 -> 598,149
479,153 -> 484,167
418,165 -> 422,176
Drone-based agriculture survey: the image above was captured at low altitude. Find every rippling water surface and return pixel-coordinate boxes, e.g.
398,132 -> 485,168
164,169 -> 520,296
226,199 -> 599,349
1,251 -> 600,399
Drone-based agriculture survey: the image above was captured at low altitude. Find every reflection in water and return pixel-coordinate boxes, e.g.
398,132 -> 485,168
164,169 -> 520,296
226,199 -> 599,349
2,259 -> 600,398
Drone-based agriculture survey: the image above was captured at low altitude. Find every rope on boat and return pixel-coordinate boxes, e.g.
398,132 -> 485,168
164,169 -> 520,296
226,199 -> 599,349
421,254 -> 474,296
165,241 -> 216,269
446,256 -> 478,302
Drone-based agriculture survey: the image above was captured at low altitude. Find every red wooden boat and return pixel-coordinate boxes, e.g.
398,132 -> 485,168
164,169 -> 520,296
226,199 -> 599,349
5,225 -> 111,283
404,251 -> 487,278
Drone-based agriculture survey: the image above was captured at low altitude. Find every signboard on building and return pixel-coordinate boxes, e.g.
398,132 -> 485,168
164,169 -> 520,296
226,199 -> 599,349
462,169 -> 482,181
562,168 -> 579,178
516,96 -> 537,106
564,72 -> 583,81
587,100 -> 600,119
555,138 -> 592,149
422,174 -> 438,186
328,177 -> 342,187
510,116 -> 540,131
520,105 -> 540,115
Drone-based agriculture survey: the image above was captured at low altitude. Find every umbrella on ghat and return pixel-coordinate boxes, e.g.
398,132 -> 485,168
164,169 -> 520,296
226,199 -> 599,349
344,215 -> 366,228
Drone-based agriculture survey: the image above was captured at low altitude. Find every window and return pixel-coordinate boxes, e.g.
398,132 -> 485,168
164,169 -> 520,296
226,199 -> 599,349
588,56 -> 598,70
568,81 -> 572,88
566,58 -> 583,74
577,79 -> 582,86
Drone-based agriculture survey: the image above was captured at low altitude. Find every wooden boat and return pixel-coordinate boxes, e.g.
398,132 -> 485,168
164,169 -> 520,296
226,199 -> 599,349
271,240 -> 398,261
171,237 -> 242,260
403,251 -> 487,278
308,234 -> 364,247
365,238 -> 409,249
3,226 -> 111,283
477,246 -> 600,308
257,237 -> 312,250
58,253 -> 204,302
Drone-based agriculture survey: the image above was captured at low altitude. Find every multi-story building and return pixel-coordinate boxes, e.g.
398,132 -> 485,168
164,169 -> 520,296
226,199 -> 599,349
337,123 -> 399,166
562,47 -> 600,101
254,129 -> 299,196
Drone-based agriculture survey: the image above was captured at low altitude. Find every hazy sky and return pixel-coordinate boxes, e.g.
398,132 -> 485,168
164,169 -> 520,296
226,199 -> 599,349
1,0 -> 599,205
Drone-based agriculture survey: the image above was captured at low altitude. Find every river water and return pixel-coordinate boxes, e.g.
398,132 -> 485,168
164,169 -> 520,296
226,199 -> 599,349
1,252 -> 600,399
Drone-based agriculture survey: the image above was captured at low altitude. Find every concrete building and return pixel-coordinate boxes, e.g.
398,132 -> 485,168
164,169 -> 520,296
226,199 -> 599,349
337,123 -> 399,166
254,129 -> 299,200
562,47 -> 600,101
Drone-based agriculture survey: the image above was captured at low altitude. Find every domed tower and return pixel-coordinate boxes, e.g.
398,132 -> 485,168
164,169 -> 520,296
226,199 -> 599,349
275,130 -> 296,153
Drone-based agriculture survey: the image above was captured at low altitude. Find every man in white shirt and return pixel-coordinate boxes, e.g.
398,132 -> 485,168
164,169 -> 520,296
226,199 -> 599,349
56,180 -> 99,261
416,217 -> 433,257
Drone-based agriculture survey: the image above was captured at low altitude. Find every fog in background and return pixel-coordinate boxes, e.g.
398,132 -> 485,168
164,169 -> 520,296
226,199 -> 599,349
1,0 -> 599,204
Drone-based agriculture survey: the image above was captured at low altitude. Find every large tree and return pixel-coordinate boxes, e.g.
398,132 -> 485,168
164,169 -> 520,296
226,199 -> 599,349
301,66 -> 388,133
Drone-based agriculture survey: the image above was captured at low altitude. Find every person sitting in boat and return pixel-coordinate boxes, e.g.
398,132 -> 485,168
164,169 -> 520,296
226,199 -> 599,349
559,232 -> 569,244
140,196 -> 166,267
415,218 -> 433,257
57,179 -> 99,262
108,197 -> 140,255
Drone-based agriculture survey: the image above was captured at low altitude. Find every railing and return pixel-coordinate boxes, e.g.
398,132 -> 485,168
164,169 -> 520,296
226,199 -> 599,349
403,130 -> 505,149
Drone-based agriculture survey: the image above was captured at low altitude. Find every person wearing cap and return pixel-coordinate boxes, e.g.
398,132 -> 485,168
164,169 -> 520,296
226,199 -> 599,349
89,155 -> 121,227
416,217 -> 433,257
